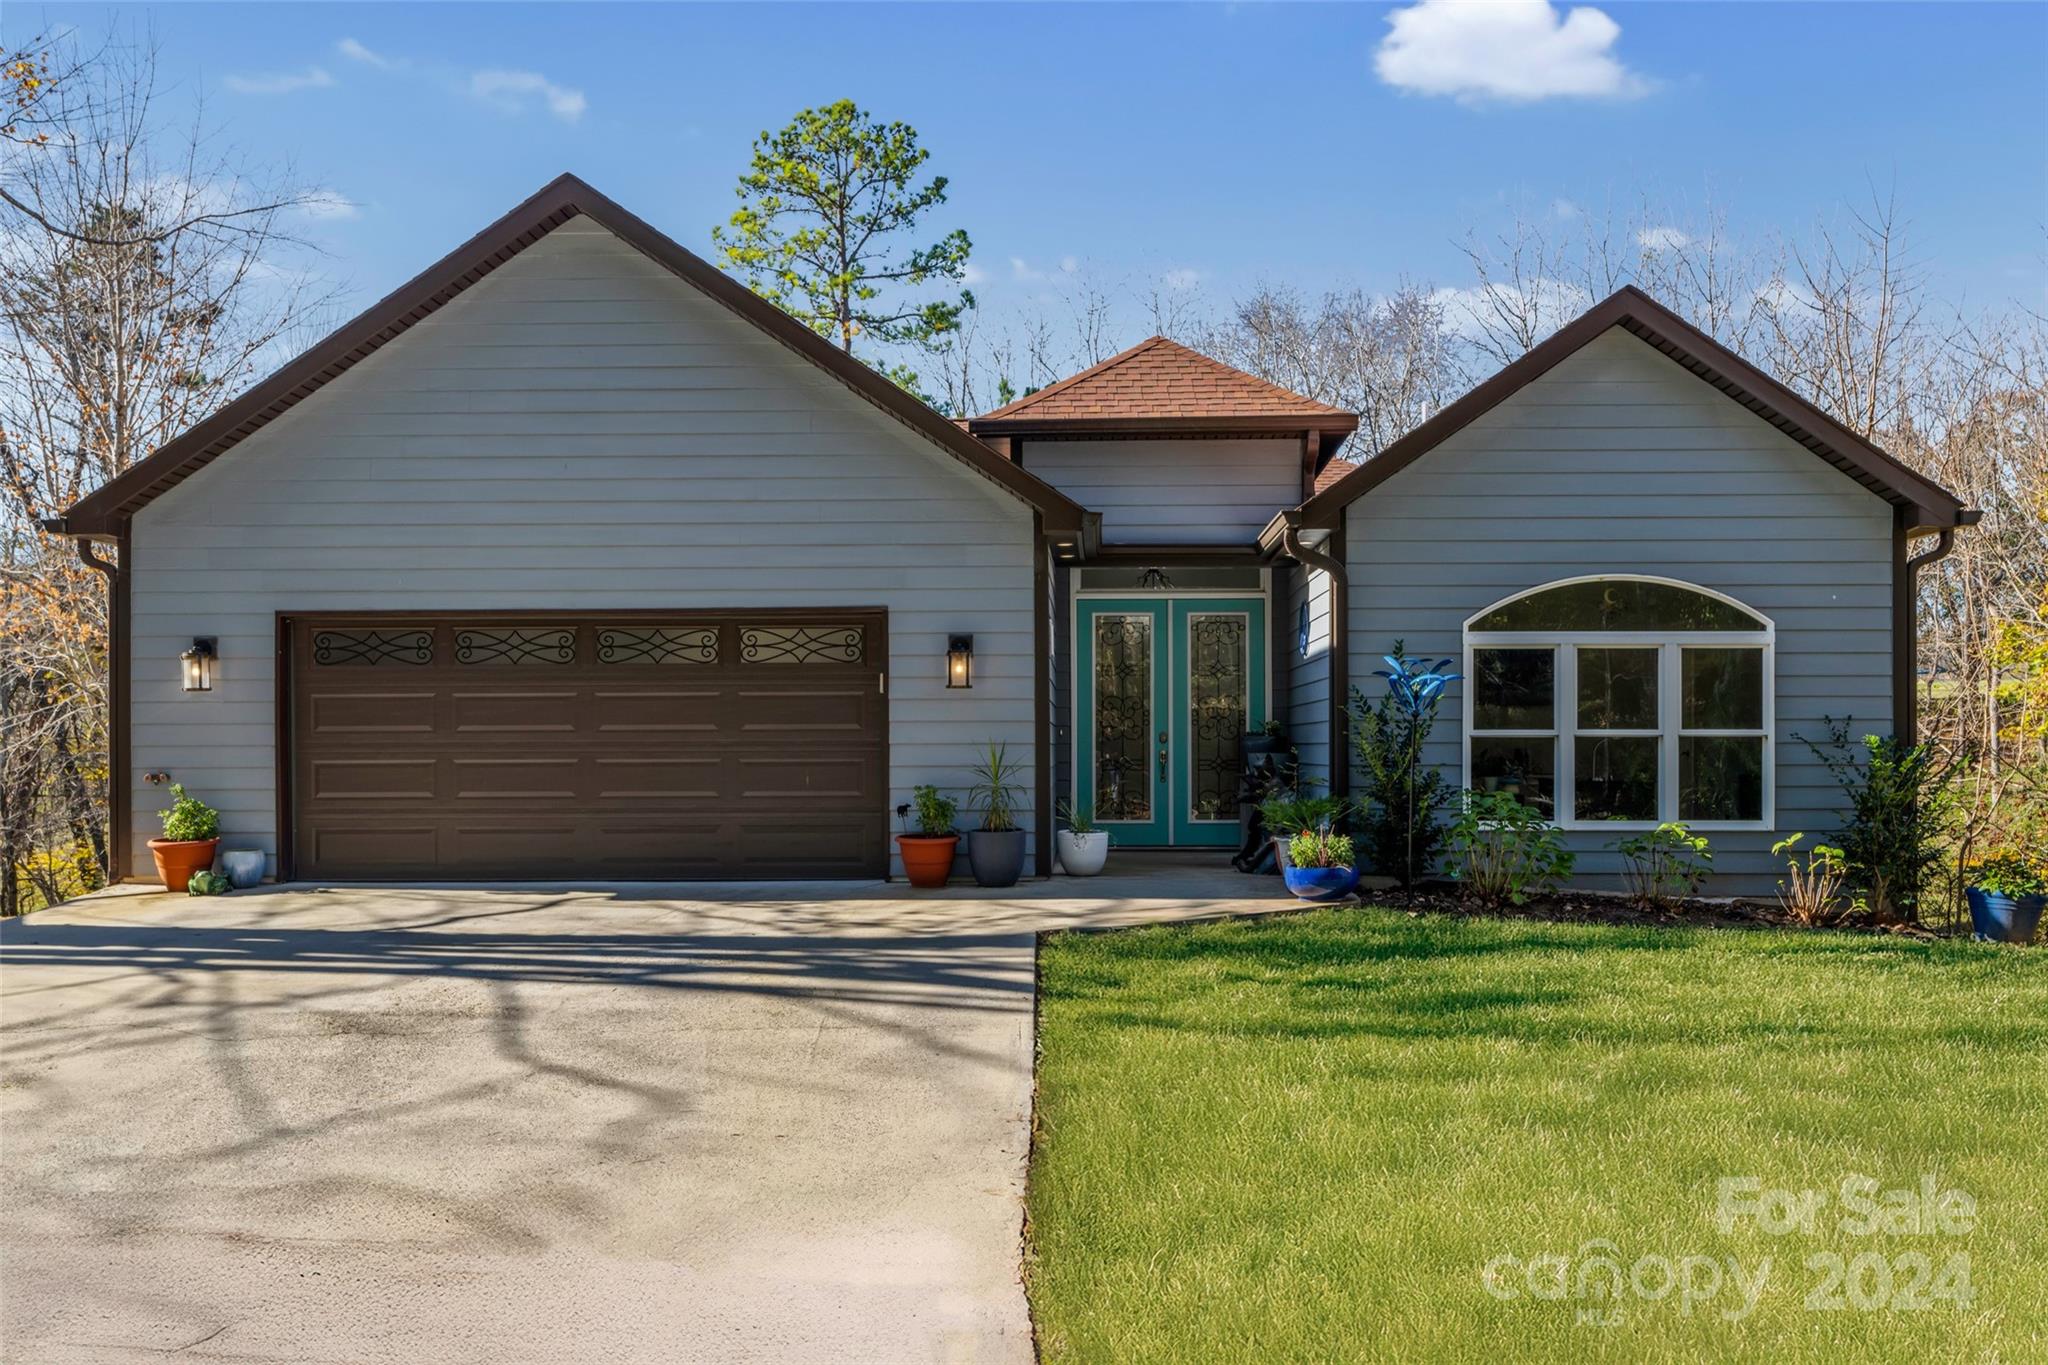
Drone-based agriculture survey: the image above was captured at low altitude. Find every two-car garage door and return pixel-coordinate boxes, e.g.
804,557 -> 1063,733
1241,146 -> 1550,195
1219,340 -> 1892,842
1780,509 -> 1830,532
287,611 -> 887,880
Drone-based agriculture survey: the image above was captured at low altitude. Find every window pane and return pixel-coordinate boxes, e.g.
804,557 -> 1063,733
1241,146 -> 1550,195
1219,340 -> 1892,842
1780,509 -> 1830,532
1188,614 -> 1248,822
1471,737 -> 1555,818
1093,615 -> 1152,820
1473,648 -> 1554,730
1578,647 -> 1658,730
1474,579 -> 1765,631
1575,736 -> 1659,822
1683,648 -> 1764,729
1680,736 -> 1764,821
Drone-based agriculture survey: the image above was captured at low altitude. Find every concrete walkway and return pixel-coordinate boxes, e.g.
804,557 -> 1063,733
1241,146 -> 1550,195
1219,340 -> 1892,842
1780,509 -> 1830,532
0,866 -> 1291,1364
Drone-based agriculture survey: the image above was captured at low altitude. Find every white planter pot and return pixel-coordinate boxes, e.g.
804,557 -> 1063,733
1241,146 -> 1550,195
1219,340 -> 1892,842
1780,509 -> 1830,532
1057,830 -> 1110,877
220,848 -> 266,889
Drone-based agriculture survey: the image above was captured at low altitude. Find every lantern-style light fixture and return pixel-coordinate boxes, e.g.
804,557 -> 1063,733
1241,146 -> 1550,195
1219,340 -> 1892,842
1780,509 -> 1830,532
180,637 -> 216,692
946,634 -> 974,689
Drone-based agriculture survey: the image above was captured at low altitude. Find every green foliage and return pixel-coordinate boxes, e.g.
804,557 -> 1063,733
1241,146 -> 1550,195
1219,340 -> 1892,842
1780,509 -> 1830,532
157,783 -> 218,843
1287,828 -> 1356,870
967,741 -> 1027,833
712,99 -> 974,370
1772,833 -> 1851,926
1446,791 -> 1575,907
1802,720 -> 1959,923
1056,800 -> 1096,836
1615,823 -> 1713,908
1968,850 -> 2048,898
900,784 -> 958,838
186,868 -> 230,897
1348,642 -> 1455,886
1256,789 -> 1346,838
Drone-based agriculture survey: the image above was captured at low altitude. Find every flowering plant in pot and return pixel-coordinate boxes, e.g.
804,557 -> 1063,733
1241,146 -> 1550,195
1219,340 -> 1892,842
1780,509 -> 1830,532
1257,788 -> 1345,870
1055,800 -> 1109,877
966,741 -> 1029,888
1965,851 -> 2046,944
894,785 -> 959,888
1283,826 -> 1360,902
149,783 -> 220,892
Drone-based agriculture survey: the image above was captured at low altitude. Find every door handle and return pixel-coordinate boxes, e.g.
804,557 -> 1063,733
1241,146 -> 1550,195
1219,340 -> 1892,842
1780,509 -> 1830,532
1158,747 -> 1167,780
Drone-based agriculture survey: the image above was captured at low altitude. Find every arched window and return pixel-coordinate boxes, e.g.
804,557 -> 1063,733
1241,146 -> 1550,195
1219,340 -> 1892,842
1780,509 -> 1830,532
1463,577 -> 1773,829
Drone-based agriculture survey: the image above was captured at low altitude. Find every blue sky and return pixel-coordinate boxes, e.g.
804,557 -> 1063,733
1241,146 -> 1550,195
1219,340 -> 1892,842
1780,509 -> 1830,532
16,2 -> 2048,331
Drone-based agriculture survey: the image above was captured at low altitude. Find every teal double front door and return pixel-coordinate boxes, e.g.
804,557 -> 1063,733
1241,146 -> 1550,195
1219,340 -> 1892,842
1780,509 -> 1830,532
1075,597 -> 1267,847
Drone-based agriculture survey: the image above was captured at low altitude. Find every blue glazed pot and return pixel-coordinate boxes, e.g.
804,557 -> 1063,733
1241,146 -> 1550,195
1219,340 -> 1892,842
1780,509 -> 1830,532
1966,888 -> 2046,945
1284,864 -> 1360,902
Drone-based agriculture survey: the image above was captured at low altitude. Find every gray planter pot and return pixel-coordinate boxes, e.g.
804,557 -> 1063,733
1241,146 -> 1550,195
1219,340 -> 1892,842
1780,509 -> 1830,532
1056,830 -> 1109,877
968,829 -> 1028,887
220,848 -> 266,889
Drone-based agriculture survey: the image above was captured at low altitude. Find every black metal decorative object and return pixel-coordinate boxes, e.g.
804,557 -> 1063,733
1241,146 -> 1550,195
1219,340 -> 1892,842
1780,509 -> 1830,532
1092,614 -> 1152,820
312,630 -> 434,666
454,628 -> 576,665
740,625 -> 863,664
597,627 -> 718,664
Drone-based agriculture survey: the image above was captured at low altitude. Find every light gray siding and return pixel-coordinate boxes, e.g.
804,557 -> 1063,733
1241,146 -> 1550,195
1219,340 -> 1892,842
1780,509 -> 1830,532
1345,327 -> 1892,895
126,217 -> 1039,880
1023,438 -> 1298,544
1284,558 -> 1334,789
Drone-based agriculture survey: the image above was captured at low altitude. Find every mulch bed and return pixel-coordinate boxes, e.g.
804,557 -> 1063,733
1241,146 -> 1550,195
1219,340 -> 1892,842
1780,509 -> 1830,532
1361,883 -> 1946,939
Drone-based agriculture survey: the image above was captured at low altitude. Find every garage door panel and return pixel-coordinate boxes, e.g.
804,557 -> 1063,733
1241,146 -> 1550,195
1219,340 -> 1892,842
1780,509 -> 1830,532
291,613 -> 887,879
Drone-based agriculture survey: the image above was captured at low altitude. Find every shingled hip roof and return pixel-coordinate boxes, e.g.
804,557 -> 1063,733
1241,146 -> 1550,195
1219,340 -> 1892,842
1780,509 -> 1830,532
966,335 -> 1357,440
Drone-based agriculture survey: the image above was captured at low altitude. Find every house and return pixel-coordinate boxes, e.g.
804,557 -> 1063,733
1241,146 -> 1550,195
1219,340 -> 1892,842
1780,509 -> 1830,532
49,175 -> 1974,893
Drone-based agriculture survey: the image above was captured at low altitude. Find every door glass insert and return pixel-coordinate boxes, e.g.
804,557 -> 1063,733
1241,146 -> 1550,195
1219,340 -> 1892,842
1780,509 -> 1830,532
1093,614 -> 1152,821
1187,613 -> 1248,822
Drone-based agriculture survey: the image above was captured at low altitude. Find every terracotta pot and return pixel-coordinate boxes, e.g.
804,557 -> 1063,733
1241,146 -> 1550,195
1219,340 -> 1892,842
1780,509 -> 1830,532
896,834 -> 959,889
149,838 -> 220,892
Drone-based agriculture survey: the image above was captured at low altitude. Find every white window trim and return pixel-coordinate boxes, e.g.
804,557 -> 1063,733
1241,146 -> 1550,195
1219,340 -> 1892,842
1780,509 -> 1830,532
1461,577 -> 1776,833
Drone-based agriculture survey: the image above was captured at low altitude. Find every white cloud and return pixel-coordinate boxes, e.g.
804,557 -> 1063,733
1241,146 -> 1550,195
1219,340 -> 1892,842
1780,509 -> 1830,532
337,37 -> 398,70
961,262 -> 989,285
1009,256 -> 1081,283
1637,225 -> 1691,251
1431,278 -> 1593,340
298,189 -> 361,221
1161,268 -> 1203,292
224,66 -> 335,96
1374,0 -> 1650,104
1551,198 -> 1582,220
469,69 -> 587,122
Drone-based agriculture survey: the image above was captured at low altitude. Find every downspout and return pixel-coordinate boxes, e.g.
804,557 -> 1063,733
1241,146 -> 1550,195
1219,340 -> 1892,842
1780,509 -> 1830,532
1900,525 -> 1959,747
1282,518 -> 1349,799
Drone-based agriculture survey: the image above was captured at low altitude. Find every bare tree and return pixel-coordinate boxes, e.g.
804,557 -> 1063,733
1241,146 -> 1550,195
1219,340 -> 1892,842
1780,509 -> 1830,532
0,31 -> 331,910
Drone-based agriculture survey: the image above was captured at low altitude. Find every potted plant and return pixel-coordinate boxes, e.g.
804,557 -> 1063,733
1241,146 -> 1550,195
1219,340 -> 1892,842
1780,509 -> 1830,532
1257,789 -> 1345,870
894,785 -> 959,888
1282,825 -> 1360,902
1965,851 -> 2047,944
966,740 -> 1029,888
1241,719 -> 1290,763
1056,800 -> 1109,877
148,782 -> 220,892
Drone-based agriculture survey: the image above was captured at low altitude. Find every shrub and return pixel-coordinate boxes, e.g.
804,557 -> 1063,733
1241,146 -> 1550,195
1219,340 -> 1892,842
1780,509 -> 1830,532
1257,788 -> 1347,839
1616,823 -> 1712,908
1802,720 -> 1959,924
1446,790 -> 1575,907
158,783 -> 219,843
187,869 -> 231,897
1772,833 -> 1850,926
1967,850 -> 2048,899
1349,643 -> 1459,887
899,784 -> 958,837
1288,828 -> 1356,869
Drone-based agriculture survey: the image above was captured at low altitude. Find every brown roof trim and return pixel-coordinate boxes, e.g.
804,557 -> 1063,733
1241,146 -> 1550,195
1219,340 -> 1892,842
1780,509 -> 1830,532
1295,286 -> 1970,534
60,173 -> 1085,537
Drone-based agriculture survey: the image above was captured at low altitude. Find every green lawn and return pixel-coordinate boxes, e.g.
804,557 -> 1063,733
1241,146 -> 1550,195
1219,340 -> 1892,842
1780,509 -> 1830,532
1027,908 -> 2048,1363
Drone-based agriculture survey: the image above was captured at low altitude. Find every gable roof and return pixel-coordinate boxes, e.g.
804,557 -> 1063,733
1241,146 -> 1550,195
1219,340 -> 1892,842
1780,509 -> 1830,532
965,335 -> 1358,445
53,173 -> 1086,539
1314,458 -> 1360,494
1291,286 -> 1969,536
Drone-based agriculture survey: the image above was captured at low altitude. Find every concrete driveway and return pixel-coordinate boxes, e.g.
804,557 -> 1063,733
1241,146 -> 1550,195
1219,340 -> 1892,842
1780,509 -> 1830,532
0,869 -> 1287,1364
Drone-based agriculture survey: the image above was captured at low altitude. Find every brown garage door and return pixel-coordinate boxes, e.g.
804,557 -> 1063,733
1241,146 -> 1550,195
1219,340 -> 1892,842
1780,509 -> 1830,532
286,612 -> 887,880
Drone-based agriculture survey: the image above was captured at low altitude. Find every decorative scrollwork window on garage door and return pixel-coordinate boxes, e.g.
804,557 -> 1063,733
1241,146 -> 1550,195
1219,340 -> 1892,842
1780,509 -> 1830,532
453,628 -> 576,665
740,625 -> 864,664
312,630 -> 434,666
596,627 -> 719,664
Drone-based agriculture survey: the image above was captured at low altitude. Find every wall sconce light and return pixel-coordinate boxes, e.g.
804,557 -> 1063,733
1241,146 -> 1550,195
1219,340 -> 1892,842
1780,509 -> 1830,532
946,634 -> 974,689
181,637 -> 216,692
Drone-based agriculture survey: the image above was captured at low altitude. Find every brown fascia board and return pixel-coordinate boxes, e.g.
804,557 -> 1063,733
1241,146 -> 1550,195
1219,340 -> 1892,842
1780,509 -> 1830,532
1293,286 -> 1971,535
60,173 -> 1086,538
